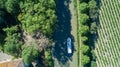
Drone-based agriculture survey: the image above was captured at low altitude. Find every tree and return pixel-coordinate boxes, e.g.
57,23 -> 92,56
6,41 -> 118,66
81,45 -> 89,54
90,22 -> 97,34
3,26 -> 22,57
81,36 -> 88,42
91,61 -> 97,67
5,0 -> 20,15
80,14 -> 89,24
0,0 -> 6,9
91,50 -> 96,60
88,0 -> 98,19
45,49 -> 53,67
80,25 -> 89,36
82,55 -> 90,65
79,2 -> 88,13
19,0 -> 57,37
22,46 -> 39,65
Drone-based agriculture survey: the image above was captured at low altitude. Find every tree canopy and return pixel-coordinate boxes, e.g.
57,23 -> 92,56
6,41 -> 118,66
91,61 -> 97,67
79,2 -> 88,13
80,14 -> 89,24
22,46 -> 38,64
3,26 -> 22,56
82,55 -> 90,65
81,45 -> 90,54
88,0 -> 98,19
19,0 -> 57,37
80,25 -> 89,36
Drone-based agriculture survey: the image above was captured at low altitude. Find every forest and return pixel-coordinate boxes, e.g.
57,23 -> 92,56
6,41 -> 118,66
0,0 -> 57,67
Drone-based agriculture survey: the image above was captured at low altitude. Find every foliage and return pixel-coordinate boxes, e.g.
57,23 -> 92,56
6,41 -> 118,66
80,25 -> 89,36
91,61 -> 97,67
81,55 -> 90,65
22,46 -> 38,64
80,14 -> 89,24
81,45 -> 89,54
5,0 -> 20,15
3,26 -> 22,57
0,0 -> 6,9
81,36 -> 88,42
78,0 -> 98,66
79,2 -> 88,13
90,22 -> 97,34
0,0 -> 57,66
88,0 -> 98,19
91,50 -> 96,60
19,0 -> 57,37
45,49 -> 53,67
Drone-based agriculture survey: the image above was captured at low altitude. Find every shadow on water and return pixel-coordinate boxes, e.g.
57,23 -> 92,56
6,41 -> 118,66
52,0 -> 76,65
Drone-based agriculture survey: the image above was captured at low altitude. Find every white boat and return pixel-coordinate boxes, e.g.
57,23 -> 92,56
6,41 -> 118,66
67,37 -> 72,54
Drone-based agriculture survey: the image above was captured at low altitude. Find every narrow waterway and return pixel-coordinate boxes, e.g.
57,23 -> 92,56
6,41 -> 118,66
52,0 -> 78,67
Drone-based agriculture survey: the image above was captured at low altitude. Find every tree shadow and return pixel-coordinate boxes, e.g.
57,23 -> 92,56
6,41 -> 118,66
52,0 -> 75,65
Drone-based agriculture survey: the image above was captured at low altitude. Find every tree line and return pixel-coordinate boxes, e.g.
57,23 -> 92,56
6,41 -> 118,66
79,0 -> 98,67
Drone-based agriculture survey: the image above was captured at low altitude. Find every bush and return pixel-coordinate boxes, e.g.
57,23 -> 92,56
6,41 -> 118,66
88,0 -> 98,19
81,36 -> 88,42
80,25 -> 89,36
45,49 -> 53,67
81,45 -> 90,54
79,2 -> 88,13
82,55 -> 90,65
80,14 -> 89,24
90,22 -> 97,34
22,46 -> 38,65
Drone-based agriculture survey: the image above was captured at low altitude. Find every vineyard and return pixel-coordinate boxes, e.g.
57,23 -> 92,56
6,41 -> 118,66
95,0 -> 120,67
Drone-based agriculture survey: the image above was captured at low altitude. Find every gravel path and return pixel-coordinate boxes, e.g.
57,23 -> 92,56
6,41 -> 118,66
68,0 -> 78,67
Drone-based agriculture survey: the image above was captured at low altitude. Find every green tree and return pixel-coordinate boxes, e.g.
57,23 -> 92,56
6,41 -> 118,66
91,61 -> 97,67
3,26 -> 22,57
80,25 -> 89,36
90,22 -> 97,34
91,50 -> 96,60
80,14 -> 89,24
5,0 -> 20,15
79,2 -> 88,13
19,0 -> 57,37
88,0 -> 98,19
0,0 -> 6,9
45,49 -> 53,67
81,36 -> 88,42
22,46 -> 38,65
81,45 -> 89,54
82,55 -> 90,65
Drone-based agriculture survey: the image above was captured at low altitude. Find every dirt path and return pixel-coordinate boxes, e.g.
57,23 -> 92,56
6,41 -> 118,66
68,0 -> 78,67
76,0 -> 82,67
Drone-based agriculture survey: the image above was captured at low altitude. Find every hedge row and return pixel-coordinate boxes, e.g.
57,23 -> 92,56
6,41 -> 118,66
79,0 -> 98,67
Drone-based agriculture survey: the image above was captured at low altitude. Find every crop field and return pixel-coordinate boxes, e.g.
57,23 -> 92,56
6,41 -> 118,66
95,0 -> 120,67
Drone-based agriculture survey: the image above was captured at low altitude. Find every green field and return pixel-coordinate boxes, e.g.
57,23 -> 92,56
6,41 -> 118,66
95,0 -> 120,67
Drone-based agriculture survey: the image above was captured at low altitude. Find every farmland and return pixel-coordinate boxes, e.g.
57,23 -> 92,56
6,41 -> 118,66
95,0 -> 120,67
